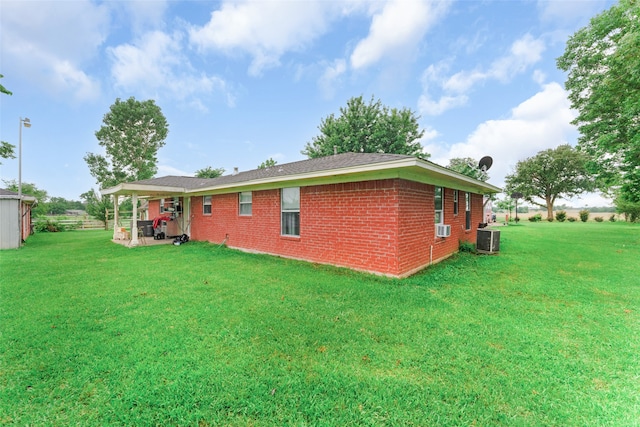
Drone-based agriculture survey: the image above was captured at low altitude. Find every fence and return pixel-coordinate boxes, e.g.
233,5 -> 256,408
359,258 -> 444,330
53,219 -> 106,230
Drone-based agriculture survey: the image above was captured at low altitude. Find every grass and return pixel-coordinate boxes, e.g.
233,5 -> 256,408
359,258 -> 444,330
1,222 -> 639,426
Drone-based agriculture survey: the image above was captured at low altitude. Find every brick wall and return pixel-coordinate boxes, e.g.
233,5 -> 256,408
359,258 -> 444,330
186,179 -> 485,277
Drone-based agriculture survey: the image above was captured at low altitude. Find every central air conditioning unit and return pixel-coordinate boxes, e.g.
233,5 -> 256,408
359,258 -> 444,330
436,224 -> 451,238
477,229 -> 500,254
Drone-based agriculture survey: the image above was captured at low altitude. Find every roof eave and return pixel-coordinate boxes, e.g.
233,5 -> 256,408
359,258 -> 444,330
101,183 -> 187,197
187,157 -> 502,195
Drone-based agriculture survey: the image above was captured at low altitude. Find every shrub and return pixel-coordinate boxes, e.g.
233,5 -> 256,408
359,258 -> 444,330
579,210 -> 590,222
555,210 -> 567,222
34,219 -> 65,232
594,216 -> 604,222
609,214 -> 616,222
459,241 -> 475,253
568,217 -> 577,222
529,213 -> 542,222
547,217 -> 554,222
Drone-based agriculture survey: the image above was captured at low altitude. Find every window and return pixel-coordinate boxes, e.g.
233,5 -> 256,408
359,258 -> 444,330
281,187 -> 300,236
453,190 -> 459,215
465,193 -> 471,230
434,187 -> 443,224
239,192 -> 252,216
203,196 -> 212,215
160,198 -> 165,213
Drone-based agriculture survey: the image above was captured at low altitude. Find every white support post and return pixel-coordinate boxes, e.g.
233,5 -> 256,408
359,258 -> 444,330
112,195 -> 119,240
185,197 -> 191,236
131,193 -> 139,246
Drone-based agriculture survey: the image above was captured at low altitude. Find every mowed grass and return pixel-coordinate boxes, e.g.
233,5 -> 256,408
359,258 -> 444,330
1,222 -> 638,426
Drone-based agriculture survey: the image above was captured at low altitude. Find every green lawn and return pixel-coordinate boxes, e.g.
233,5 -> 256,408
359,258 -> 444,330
1,223 -> 638,426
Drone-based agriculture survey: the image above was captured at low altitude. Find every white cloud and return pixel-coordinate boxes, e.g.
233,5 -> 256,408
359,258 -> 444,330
0,0 -> 108,101
488,34 -> 545,81
189,1 -> 336,76
350,0 -> 451,70
418,94 -> 468,116
120,0 -> 169,34
318,59 -> 347,99
109,31 -> 231,109
537,0 -> 611,26
425,81 -> 577,188
419,34 -> 546,116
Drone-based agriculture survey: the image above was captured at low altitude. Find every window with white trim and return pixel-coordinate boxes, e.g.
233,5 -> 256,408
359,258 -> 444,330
435,186 -> 443,224
239,192 -> 252,216
203,196 -> 212,215
453,190 -> 459,216
465,192 -> 471,230
281,187 -> 300,236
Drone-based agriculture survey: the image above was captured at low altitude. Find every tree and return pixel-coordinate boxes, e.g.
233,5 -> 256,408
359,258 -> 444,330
557,0 -> 640,215
0,142 -> 16,165
258,158 -> 277,169
447,157 -> 489,181
85,97 -> 169,189
302,95 -> 428,159
2,179 -> 49,216
195,166 -> 225,178
495,196 -> 515,220
0,75 -> 15,165
505,145 -> 595,219
80,189 -> 113,224
0,74 -> 11,95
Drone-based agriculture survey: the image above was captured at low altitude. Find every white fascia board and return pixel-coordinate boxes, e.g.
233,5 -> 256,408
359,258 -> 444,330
101,183 -> 186,196
413,161 -> 503,193
187,157 -> 501,195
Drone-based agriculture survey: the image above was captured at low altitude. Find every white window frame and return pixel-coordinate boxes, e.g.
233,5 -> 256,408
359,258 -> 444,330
281,187 -> 300,237
465,192 -> 471,230
453,190 -> 459,216
239,192 -> 252,216
435,186 -> 444,225
203,196 -> 212,215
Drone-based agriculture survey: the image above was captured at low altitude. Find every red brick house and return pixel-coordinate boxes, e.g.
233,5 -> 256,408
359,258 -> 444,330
103,153 -> 500,277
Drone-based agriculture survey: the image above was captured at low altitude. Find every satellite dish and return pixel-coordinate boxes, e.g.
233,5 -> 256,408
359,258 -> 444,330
478,156 -> 493,172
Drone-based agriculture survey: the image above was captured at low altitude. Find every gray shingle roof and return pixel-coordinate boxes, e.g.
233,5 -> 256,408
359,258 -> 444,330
103,152 -> 501,195
135,153 -> 416,190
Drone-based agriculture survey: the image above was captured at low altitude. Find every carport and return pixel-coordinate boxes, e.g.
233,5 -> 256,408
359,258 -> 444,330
101,181 -> 191,247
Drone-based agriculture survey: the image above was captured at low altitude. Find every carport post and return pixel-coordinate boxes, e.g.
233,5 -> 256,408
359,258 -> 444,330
112,195 -> 119,240
130,193 -> 139,246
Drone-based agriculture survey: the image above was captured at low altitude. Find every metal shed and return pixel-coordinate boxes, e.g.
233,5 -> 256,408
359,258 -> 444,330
0,189 -> 37,249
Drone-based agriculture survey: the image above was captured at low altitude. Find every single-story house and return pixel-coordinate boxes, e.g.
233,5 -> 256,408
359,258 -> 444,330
102,153 -> 501,277
0,188 -> 38,249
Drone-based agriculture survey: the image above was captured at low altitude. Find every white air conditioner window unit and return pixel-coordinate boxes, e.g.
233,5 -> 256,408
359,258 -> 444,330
436,224 -> 451,238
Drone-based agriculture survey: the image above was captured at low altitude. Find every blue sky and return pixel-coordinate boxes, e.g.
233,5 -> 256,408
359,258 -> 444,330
0,0 -> 614,206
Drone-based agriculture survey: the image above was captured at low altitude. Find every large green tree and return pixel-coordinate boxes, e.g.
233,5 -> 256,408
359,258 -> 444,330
258,158 -> 277,169
447,157 -> 489,181
195,166 -> 225,178
505,145 -> 595,219
302,95 -> 427,159
557,0 -> 640,213
85,97 -> 169,189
